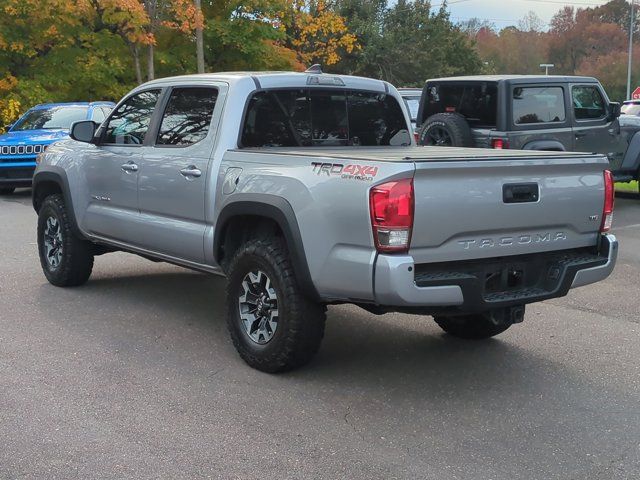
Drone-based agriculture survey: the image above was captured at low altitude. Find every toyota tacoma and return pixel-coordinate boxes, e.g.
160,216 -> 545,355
32,70 -> 618,372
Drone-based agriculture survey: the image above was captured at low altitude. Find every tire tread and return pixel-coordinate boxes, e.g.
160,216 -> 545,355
225,237 -> 325,373
38,194 -> 94,287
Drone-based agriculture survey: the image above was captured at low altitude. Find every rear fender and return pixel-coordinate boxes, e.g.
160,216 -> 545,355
214,195 -> 319,301
619,130 -> 640,176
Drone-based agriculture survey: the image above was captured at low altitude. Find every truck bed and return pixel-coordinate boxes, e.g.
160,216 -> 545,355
228,145 -> 609,266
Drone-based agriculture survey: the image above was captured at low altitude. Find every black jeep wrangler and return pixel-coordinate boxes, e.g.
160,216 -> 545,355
416,75 -> 640,187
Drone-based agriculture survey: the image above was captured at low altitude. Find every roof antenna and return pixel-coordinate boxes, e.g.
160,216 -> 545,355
305,64 -> 323,74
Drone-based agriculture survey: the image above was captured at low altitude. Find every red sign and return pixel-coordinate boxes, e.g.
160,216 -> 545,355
632,87 -> 640,100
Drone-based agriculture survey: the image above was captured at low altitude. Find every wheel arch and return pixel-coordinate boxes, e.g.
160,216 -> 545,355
522,140 -> 566,151
32,169 -> 83,238
214,196 -> 319,301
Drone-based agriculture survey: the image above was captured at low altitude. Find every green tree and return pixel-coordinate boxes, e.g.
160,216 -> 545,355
358,0 -> 482,85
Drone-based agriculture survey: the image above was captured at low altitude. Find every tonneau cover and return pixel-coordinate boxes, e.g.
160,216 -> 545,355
234,146 -> 605,163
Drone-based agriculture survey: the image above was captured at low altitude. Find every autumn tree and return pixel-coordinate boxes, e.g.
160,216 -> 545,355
198,0 -> 301,71
285,0 -> 359,68
0,0 -> 151,128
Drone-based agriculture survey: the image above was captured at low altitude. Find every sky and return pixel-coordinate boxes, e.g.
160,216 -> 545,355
432,0 -> 614,28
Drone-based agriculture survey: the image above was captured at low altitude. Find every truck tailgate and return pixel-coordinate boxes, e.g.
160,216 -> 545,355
409,152 -> 608,263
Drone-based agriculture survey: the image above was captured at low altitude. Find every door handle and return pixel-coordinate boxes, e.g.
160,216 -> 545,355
503,183 -> 539,203
121,162 -> 138,173
575,131 -> 588,138
180,166 -> 202,178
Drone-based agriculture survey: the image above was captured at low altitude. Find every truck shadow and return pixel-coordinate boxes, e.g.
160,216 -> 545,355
50,266 -> 607,405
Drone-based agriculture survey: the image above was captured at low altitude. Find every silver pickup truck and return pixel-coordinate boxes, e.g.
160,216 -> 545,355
32,70 -> 618,372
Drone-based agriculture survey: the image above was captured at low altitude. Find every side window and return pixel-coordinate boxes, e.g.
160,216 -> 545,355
573,86 -> 606,120
91,108 -> 106,124
348,91 -> 407,146
156,87 -> 218,146
403,96 -> 421,122
103,90 -> 161,145
513,87 -> 566,125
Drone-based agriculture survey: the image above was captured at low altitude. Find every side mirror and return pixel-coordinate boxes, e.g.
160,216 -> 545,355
6,122 -> 15,131
70,120 -> 97,143
609,102 -> 621,121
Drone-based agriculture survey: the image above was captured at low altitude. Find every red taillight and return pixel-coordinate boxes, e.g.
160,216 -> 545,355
369,178 -> 414,253
601,170 -> 615,233
492,138 -> 509,149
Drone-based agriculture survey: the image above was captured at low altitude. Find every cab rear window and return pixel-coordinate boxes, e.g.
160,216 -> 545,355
240,89 -> 410,147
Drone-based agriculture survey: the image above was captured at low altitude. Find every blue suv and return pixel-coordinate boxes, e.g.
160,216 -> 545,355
0,102 -> 114,194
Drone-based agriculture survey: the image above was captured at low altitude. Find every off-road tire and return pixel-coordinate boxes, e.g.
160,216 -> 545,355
418,113 -> 473,147
434,314 -> 511,339
225,238 -> 326,373
37,194 -> 94,287
0,187 -> 15,195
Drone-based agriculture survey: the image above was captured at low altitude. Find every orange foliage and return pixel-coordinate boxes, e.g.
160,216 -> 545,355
289,0 -> 359,66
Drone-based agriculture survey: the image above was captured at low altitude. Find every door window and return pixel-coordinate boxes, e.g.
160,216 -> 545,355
403,96 -> 421,122
572,86 -> 606,120
103,90 -> 161,145
240,88 -> 409,147
156,87 -> 218,146
513,87 -> 566,125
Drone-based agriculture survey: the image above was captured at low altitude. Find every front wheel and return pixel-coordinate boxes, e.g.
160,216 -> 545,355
434,308 -> 523,339
225,238 -> 326,373
37,194 -> 94,287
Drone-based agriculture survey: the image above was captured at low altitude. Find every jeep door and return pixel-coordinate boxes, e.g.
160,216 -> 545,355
82,89 -> 162,244
136,84 -> 223,264
571,84 -> 626,170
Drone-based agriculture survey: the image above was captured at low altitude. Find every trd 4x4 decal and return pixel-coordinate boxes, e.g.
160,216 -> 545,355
311,162 -> 379,181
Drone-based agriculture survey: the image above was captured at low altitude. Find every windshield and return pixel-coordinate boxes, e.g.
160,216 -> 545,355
12,106 -> 89,131
622,103 -> 640,116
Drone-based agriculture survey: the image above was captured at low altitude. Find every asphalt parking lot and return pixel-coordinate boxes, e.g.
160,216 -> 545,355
1,189 -> 639,480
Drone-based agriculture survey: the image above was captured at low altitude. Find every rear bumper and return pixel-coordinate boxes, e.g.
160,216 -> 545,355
373,235 -> 617,312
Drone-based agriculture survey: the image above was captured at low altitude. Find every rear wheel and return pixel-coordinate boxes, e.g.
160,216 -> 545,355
434,308 -> 522,339
418,113 -> 473,147
37,194 -> 94,287
0,187 -> 15,195
225,237 -> 326,373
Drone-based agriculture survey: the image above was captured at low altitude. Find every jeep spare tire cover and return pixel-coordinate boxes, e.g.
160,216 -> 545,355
418,113 -> 473,147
